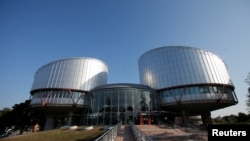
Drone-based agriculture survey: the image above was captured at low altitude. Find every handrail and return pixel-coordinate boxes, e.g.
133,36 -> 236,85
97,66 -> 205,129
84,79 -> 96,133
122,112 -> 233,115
129,121 -> 153,141
95,122 -> 122,141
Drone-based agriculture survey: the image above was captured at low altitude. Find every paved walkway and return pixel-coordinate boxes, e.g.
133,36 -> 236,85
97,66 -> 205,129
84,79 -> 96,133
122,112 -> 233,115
136,125 -> 208,141
114,125 -> 136,141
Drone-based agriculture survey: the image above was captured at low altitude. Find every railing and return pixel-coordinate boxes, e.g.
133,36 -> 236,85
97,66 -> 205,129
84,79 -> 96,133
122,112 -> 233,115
129,121 -> 153,141
95,122 -> 121,141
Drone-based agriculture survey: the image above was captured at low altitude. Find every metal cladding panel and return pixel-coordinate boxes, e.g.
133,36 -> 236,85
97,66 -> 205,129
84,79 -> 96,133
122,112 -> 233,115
138,46 -> 234,89
31,57 -> 108,91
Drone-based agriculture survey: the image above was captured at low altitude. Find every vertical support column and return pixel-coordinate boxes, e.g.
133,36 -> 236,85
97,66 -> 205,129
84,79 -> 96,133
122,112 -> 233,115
66,112 -> 73,126
181,110 -> 188,125
148,115 -> 152,125
168,114 -> 175,123
44,115 -> 55,130
201,112 -> 213,126
140,115 -> 144,125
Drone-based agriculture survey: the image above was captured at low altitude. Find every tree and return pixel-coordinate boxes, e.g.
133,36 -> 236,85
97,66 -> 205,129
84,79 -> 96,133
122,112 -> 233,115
0,108 -> 12,133
223,114 -> 238,123
245,72 -> 250,113
0,100 -> 46,133
237,112 -> 249,123
0,107 -> 11,117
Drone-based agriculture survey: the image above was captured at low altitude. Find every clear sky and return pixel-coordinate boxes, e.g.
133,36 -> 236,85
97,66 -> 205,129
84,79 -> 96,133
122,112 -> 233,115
1,0 -> 250,118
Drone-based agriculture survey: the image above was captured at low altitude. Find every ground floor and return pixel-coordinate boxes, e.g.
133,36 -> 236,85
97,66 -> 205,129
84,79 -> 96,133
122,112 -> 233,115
43,110 -> 211,130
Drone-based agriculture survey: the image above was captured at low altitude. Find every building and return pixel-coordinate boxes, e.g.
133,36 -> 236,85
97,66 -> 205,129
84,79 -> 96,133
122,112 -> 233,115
87,83 -> 157,125
138,46 -> 238,124
30,57 -> 108,130
30,46 -> 238,129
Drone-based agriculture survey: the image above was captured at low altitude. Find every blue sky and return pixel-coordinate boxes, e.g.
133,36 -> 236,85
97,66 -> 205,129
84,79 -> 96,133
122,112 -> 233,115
1,0 -> 250,118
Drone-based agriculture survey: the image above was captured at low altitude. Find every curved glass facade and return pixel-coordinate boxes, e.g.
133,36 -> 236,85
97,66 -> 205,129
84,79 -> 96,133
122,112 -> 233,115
159,85 -> 237,113
30,89 -> 90,109
139,46 -> 234,89
85,83 -> 157,125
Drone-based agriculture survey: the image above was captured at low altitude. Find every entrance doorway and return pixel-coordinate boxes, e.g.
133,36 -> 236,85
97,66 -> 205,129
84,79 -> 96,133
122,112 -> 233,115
139,115 -> 152,125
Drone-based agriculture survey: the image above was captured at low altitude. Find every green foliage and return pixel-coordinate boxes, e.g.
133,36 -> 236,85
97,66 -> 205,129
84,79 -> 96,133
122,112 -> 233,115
0,100 -> 46,133
0,126 -> 105,141
213,112 -> 250,124
0,108 -> 11,117
245,72 -> 250,114
223,114 -> 238,123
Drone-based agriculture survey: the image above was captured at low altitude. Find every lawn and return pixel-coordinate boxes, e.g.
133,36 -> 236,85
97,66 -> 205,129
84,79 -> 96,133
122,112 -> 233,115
0,126 -> 106,141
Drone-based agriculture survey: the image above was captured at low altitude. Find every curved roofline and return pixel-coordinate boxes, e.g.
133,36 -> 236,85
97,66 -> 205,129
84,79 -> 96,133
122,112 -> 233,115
138,45 -> 224,63
36,57 -> 108,74
91,83 -> 154,90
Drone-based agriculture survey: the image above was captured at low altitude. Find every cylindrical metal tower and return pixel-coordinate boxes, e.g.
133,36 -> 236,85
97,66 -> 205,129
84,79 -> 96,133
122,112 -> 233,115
138,46 -> 238,124
30,57 -> 108,129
